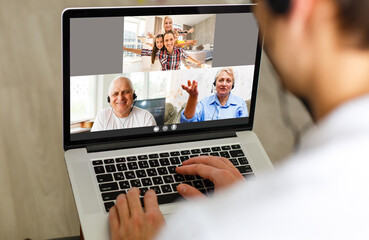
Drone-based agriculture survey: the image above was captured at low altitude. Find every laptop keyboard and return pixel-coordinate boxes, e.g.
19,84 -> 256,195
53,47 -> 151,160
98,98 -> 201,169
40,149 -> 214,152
91,144 -> 255,212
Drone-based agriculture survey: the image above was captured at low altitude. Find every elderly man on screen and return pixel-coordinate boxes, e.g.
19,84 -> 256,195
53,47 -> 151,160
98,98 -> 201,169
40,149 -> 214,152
91,76 -> 156,132
180,67 -> 248,123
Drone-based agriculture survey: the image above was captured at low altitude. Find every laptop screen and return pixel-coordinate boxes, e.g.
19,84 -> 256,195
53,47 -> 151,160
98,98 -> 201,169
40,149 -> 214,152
63,5 -> 262,149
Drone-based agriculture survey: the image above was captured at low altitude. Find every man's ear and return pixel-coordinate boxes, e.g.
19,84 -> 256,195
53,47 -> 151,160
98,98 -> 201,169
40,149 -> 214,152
288,0 -> 316,37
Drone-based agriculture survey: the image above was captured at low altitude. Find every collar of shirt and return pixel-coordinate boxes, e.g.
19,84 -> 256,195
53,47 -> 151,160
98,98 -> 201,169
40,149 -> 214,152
299,94 -> 369,152
209,92 -> 237,108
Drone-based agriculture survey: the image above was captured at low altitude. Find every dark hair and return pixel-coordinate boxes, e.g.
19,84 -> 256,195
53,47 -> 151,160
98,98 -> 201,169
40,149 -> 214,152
335,0 -> 369,49
266,0 -> 369,48
152,34 -> 164,64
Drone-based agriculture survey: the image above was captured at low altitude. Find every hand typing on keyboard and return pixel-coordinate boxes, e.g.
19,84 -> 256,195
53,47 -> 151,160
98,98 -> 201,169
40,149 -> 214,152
175,156 -> 245,199
109,155 -> 245,240
109,188 -> 165,240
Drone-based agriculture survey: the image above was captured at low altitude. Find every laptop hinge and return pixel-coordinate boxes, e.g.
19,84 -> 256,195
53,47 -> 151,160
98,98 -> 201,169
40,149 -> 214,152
86,131 -> 237,153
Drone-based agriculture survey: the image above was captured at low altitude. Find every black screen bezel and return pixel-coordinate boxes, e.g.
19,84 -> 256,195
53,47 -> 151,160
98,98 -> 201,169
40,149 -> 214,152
62,4 -> 262,150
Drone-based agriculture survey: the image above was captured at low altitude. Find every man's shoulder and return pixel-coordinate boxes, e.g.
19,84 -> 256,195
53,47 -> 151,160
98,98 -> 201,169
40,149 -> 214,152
132,106 -> 153,116
95,107 -> 113,118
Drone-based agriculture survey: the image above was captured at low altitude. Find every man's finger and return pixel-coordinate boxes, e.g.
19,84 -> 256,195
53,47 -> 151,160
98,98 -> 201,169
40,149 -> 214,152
115,193 -> 129,224
177,183 -> 206,200
126,188 -> 144,217
143,189 -> 160,214
109,205 -> 120,231
182,156 -> 234,171
176,164 -> 219,183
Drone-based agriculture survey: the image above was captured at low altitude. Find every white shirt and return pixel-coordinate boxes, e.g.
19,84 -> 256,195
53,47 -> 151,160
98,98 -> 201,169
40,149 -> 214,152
157,94 -> 369,240
90,106 -> 156,132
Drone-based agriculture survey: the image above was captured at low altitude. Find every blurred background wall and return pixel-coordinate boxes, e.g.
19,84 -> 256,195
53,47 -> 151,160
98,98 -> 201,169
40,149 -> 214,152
0,0 -> 312,239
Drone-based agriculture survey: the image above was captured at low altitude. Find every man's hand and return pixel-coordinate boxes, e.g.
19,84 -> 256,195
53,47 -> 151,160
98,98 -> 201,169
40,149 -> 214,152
181,80 -> 198,97
176,156 -> 245,199
109,188 -> 165,240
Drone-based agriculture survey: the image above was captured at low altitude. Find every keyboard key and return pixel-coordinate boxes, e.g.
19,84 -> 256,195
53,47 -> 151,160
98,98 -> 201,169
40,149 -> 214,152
201,148 -> 211,153
230,158 -> 239,166
124,171 -> 136,179
127,156 -> 137,161
157,167 -> 168,175
146,168 -> 158,176
104,159 -> 114,164
210,152 -> 220,156
149,159 -> 160,167
149,154 -> 159,159
230,150 -> 245,158
156,193 -> 183,204
163,175 -> 174,184
96,174 -> 113,183
94,166 -> 105,174
169,157 -> 180,165
174,174 -> 185,182
191,149 -> 201,154
203,179 -> 214,187
159,158 -> 170,166
135,170 -> 147,178
115,157 -> 126,163
99,182 -> 119,192
183,181 -> 194,187
180,156 -> 190,162
238,157 -> 249,165
231,144 -> 241,149
200,153 -> 209,156
221,146 -> 231,150
161,185 -> 172,193
92,160 -> 103,165
105,165 -> 116,173
236,165 -> 253,173
185,175 -> 195,181
243,173 -> 255,180
138,161 -> 149,169
150,186 -> 161,194
138,155 -> 148,160
171,183 -> 180,192
180,150 -> 191,155
140,187 -> 149,196
130,179 -> 141,188
127,162 -> 138,170
141,178 -> 153,186
219,151 -> 230,158
211,147 -> 221,151
159,152 -> 170,158
190,154 -> 199,158
193,180 -> 204,189
207,187 -> 215,194
113,172 -> 124,181
199,188 -> 207,194
117,163 -> 127,171
119,181 -> 130,189
170,151 -> 180,156
101,191 -> 126,202
104,202 -> 115,212
168,166 -> 177,174
153,176 -> 164,185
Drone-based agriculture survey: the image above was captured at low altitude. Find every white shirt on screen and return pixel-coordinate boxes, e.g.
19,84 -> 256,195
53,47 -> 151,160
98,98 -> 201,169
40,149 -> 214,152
91,106 -> 156,132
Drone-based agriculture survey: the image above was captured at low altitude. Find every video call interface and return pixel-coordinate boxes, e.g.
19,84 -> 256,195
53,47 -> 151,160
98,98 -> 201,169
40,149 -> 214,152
69,12 -> 259,141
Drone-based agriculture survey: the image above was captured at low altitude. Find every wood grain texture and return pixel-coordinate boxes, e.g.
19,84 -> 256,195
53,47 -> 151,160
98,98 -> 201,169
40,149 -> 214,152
0,0 -> 311,239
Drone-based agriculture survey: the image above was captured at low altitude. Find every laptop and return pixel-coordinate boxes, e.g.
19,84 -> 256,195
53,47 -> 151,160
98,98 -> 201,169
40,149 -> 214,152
62,4 -> 273,240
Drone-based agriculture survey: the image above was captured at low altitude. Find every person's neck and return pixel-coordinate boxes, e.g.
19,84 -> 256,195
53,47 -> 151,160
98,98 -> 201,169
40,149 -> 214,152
217,93 -> 230,106
309,48 -> 369,122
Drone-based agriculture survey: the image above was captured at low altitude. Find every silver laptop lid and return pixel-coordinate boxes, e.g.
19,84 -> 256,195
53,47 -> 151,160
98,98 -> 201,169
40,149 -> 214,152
62,4 -> 262,151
